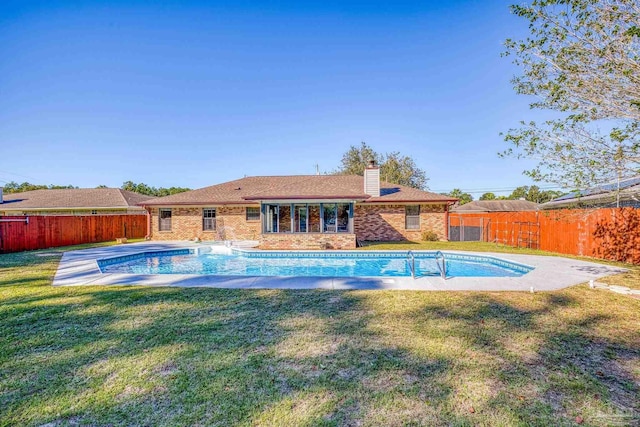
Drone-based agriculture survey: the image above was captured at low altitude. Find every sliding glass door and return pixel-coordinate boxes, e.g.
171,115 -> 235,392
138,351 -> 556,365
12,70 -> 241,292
322,203 -> 352,233
322,204 -> 337,233
263,202 -> 352,234
295,205 -> 307,232
264,204 -> 278,233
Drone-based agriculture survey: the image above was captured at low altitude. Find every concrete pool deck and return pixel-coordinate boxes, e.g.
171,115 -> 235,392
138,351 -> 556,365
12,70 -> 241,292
52,241 -> 628,291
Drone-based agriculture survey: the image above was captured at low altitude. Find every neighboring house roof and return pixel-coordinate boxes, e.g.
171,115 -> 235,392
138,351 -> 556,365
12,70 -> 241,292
452,200 -> 539,213
541,176 -> 640,209
0,188 -> 155,210
141,175 -> 456,206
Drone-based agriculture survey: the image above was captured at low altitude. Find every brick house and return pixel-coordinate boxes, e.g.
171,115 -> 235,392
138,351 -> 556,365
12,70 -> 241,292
141,163 -> 457,249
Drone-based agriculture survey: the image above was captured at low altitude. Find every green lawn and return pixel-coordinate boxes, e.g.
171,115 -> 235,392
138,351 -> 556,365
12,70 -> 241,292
361,240 -> 595,256
1,242 -> 639,426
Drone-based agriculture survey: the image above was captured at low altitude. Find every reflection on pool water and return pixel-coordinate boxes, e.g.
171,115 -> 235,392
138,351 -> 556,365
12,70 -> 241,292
98,248 -> 534,278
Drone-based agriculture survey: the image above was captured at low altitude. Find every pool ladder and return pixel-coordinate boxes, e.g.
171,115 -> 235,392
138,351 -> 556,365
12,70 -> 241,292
407,251 -> 447,280
407,250 -> 416,279
434,251 -> 447,279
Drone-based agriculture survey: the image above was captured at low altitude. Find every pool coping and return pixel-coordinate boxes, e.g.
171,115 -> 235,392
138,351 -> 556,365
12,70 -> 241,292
95,247 -> 535,276
52,241 -> 628,291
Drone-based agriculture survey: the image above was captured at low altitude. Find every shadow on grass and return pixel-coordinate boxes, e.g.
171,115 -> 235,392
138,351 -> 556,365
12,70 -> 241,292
408,292 -> 639,425
1,287 -> 456,425
1,250 -> 639,426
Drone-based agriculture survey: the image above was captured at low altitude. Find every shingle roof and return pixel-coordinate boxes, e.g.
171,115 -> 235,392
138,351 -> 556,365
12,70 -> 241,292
551,176 -> 640,202
0,188 -> 155,210
141,175 -> 456,206
541,183 -> 640,209
452,200 -> 539,212
541,176 -> 640,209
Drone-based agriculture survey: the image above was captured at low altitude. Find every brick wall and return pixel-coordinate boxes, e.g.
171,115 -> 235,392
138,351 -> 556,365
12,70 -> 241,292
260,233 -> 356,250
149,203 -> 448,244
149,206 -> 261,241
309,205 -> 321,232
354,204 -> 447,241
279,206 -> 292,233
216,206 -> 261,240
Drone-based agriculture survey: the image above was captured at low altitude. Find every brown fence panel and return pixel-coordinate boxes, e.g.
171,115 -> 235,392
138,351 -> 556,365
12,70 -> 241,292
0,214 -> 148,253
450,212 -> 539,247
451,208 -> 640,264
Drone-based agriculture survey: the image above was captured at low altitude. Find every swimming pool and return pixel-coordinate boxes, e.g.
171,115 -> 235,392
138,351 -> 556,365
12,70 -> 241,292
97,248 -> 533,278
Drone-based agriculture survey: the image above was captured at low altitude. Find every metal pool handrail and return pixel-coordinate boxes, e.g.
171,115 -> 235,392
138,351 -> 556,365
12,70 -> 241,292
406,250 -> 416,279
434,251 -> 446,280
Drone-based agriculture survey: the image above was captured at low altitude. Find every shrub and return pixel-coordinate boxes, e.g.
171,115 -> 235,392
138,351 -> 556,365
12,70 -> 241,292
421,230 -> 439,241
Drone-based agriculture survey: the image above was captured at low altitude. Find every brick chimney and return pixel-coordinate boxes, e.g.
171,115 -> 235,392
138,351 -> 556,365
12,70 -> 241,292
364,160 -> 380,197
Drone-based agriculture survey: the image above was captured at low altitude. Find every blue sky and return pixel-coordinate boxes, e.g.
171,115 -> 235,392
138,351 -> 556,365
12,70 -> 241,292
0,0 -> 554,196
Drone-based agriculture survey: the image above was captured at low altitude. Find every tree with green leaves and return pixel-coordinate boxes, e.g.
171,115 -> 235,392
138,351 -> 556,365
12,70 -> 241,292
443,189 -> 473,205
336,142 -> 429,189
1,181 -> 78,194
479,192 -> 497,200
506,185 -> 563,204
502,0 -> 640,192
508,186 -> 529,201
380,152 -> 428,190
120,181 -> 191,197
336,142 -> 383,176
521,186 -> 563,204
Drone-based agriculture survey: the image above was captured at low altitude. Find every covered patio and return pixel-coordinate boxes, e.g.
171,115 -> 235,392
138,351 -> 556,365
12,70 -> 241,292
260,201 -> 356,249
262,201 -> 354,234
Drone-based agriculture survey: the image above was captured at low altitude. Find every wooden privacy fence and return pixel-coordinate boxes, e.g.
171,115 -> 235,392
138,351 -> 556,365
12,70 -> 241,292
0,214 -> 148,253
449,208 -> 640,264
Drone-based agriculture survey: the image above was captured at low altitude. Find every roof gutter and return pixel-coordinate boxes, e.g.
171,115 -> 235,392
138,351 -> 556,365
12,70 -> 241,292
541,192 -> 639,209
242,195 -> 369,201
0,206 -> 140,211
451,209 -> 539,213
139,201 -> 261,207
140,197 -> 459,206
363,199 -> 458,204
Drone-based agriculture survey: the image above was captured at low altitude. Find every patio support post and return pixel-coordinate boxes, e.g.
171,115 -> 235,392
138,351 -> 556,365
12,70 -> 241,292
349,203 -> 354,233
145,207 -> 151,239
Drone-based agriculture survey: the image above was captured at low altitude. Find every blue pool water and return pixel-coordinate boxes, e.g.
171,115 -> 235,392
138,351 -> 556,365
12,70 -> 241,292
98,249 -> 533,278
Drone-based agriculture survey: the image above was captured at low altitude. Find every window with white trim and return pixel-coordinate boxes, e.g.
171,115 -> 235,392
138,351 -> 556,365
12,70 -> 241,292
159,209 -> 172,231
246,207 -> 260,221
405,205 -> 420,230
203,208 -> 216,231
